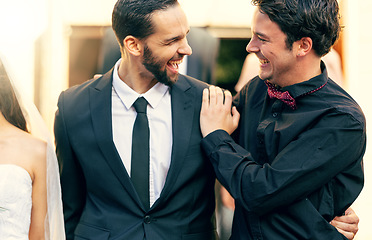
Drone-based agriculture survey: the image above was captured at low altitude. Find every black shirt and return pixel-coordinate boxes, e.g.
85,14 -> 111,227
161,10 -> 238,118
201,63 -> 365,240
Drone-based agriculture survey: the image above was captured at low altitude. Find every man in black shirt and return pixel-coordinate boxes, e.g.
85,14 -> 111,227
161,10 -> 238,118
200,0 -> 365,239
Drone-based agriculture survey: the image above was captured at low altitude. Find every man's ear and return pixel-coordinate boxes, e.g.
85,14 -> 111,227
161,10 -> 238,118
296,37 -> 313,57
123,35 -> 142,56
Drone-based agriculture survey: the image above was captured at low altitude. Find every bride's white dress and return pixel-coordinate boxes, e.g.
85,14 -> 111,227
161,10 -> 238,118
0,164 -> 32,239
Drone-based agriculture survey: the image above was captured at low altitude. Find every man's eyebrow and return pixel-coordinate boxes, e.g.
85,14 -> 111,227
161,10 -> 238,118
253,30 -> 269,39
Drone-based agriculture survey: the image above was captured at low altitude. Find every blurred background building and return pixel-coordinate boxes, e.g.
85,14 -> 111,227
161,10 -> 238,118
0,0 -> 370,238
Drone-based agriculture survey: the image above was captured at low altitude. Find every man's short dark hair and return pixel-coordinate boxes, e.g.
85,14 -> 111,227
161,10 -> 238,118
112,0 -> 179,47
252,0 -> 341,56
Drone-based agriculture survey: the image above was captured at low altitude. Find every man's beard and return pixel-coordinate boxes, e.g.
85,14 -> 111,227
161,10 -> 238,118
142,45 -> 177,86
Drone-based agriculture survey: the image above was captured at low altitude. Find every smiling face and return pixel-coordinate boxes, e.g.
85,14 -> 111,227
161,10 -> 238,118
140,4 -> 192,86
246,9 -> 298,87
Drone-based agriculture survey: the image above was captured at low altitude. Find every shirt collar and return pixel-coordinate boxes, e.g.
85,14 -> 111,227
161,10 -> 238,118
281,61 -> 328,99
112,58 -> 170,110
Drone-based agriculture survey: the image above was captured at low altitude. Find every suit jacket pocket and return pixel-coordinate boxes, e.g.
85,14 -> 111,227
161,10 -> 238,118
74,222 -> 110,240
182,230 -> 218,240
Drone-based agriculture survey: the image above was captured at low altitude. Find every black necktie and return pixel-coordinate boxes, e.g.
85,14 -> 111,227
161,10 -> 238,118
131,97 -> 150,210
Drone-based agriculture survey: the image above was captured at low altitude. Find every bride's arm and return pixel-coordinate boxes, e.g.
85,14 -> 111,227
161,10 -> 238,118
28,140 -> 47,240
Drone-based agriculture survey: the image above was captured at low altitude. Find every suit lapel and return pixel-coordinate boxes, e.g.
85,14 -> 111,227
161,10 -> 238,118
89,70 -> 138,203
89,73 -> 199,210
154,75 -> 197,205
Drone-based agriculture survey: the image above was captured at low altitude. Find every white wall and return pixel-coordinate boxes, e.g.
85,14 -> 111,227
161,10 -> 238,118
0,0 -> 48,101
179,0 -> 254,27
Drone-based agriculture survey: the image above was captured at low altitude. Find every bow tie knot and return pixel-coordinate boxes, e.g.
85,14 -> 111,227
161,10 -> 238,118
265,81 -> 296,110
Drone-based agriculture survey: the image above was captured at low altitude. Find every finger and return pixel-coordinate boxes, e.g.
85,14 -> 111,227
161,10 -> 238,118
344,208 -> 359,225
93,74 -> 103,79
215,87 -> 224,106
223,90 -> 233,109
232,106 -> 240,125
201,88 -> 210,112
331,219 -> 358,235
209,86 -> 217,105
335,227 -> 355,240
345,207 -> 355,216
334,213 -> 359,225
334,215 -> 358,225
331,220 -> 350,232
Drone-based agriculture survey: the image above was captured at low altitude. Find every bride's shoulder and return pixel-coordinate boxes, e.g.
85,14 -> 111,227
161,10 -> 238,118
6,126 -> 46,153
17,130 -> 47,164
0,126 -> 46,178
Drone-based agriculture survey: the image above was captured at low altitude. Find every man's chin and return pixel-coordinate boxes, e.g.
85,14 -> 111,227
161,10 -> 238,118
159,74 -> 178,86
258,73 -> 270,81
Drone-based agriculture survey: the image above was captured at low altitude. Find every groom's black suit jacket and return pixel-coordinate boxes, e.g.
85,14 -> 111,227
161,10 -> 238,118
54,70 -> 217,240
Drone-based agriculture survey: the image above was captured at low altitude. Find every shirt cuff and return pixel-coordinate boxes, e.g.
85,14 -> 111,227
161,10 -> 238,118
201,129 -> 233,156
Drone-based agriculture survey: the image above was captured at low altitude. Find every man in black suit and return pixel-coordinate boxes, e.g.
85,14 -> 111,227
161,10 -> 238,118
54,0 -> 217,239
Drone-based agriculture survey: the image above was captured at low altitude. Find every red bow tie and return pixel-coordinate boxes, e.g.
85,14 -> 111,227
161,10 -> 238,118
265,81 -> 296,110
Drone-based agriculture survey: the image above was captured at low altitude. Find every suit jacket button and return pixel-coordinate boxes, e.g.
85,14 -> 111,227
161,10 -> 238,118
144,215 -> 151,224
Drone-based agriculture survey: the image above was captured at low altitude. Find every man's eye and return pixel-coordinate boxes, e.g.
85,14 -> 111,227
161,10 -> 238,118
165,39 -> 177,45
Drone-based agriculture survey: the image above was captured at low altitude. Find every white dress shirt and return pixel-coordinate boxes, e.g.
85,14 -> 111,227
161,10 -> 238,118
112,59 -> 172,207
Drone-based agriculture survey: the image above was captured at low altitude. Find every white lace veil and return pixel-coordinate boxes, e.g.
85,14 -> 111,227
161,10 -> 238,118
0,55 -> 65,239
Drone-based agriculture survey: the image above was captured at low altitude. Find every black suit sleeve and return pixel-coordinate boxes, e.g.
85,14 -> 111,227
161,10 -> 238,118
54,91 -> 87,239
